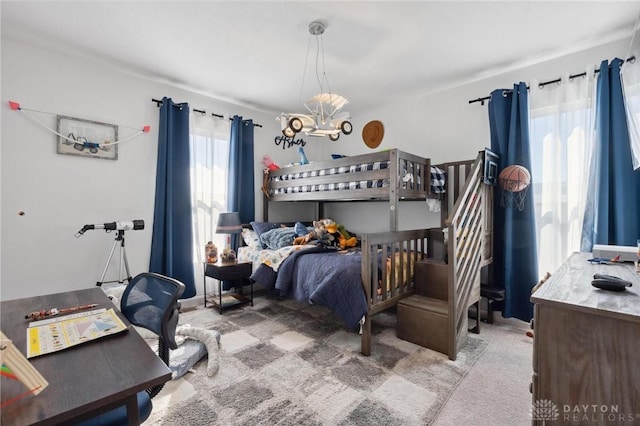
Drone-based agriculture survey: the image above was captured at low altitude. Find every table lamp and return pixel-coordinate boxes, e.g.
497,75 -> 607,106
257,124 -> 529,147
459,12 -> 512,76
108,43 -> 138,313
216,212 -> 242,263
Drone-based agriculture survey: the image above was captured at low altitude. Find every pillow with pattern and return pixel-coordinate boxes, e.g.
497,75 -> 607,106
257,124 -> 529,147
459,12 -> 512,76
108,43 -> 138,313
241,228 -> 260,249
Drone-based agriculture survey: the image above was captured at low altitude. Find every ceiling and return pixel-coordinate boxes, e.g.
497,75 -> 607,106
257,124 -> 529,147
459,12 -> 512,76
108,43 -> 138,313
2,1 -> 639,115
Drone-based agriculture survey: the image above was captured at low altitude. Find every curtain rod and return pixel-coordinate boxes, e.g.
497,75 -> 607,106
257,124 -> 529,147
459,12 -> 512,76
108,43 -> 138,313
468,56 -> 636,106
151,98 -> 262,127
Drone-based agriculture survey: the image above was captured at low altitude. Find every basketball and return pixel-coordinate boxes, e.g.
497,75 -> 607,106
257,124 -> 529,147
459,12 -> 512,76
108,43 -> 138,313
498,165 -> 530,192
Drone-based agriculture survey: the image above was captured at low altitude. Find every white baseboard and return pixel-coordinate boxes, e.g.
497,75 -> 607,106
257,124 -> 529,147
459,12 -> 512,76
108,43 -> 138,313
180,297 -> 202,310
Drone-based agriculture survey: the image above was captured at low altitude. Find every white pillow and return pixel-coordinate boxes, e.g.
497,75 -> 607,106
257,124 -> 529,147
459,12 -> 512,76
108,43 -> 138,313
241,228 -> 261,249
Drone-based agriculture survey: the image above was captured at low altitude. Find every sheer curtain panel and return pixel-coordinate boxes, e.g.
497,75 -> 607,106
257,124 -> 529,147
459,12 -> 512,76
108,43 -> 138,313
190,113 -> 230,282
529,68 -> 595,276
622,18 -> 640,170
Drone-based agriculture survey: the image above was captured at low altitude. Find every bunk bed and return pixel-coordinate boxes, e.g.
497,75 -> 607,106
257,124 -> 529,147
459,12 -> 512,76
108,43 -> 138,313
263,149 -> 438,230
244,148 -> 495,357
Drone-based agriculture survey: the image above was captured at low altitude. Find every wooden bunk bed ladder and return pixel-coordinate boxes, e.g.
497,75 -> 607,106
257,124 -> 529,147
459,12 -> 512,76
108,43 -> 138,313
444,152 -> 488,360
397,151 -> 491,361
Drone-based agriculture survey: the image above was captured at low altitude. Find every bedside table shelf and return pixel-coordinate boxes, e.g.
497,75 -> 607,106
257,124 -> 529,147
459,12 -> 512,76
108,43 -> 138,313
203,261 -> 253,314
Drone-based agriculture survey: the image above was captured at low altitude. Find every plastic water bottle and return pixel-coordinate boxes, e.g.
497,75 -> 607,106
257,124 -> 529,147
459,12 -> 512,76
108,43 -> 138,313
298,147 -> 309,165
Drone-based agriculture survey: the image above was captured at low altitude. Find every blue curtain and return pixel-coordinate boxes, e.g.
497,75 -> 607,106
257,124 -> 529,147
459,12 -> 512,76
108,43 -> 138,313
581,58 -> 640,251
149,97 -> 196,298
221,116 -> 254,291
488,82 -> 538,321
227,115 -> 255,251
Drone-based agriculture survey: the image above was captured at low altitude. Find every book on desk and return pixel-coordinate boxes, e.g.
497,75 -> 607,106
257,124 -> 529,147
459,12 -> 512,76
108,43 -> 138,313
27,308 -> 128,358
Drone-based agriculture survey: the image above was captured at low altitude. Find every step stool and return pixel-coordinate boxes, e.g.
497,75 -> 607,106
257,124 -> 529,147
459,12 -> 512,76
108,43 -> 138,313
397,294 -> 450,356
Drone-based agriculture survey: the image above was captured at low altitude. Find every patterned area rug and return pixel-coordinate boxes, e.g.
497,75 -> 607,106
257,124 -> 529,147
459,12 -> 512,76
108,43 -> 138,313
146,292 -> 488,426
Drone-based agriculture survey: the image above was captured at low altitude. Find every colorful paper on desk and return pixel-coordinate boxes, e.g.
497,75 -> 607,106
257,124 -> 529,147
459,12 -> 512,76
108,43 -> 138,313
26,308 -> 127,358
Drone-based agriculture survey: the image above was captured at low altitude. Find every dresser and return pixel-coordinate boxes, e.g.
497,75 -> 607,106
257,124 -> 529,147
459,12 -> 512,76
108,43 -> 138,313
531,252 -> 640,425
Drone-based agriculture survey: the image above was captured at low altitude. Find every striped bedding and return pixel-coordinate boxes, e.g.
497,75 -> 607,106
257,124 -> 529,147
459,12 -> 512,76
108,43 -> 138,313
269,160 -> 446,195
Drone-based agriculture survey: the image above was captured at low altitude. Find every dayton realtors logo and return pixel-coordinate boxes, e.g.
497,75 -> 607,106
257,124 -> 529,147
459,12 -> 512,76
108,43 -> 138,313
531,400 -> 639,423
531,399 -> 560,423
563,404 -> 637,423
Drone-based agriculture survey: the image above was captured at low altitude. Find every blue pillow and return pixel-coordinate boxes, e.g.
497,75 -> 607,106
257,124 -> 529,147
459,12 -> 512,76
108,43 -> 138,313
260,227 -> 297,250
294,222 -> 308,236
250,221 -> 281,248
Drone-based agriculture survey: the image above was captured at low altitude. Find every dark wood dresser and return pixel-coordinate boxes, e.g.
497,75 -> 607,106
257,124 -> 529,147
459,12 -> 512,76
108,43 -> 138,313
530,252 -> 640,425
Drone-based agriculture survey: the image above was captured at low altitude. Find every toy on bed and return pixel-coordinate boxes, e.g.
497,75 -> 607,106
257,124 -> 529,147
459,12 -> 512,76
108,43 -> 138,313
262,154 -> 280,171
315,219 -> 336,246
293,221 -> 315,245
292,219 -> 333,246
323,220 -> 358,249
261,155 -> 281,199
298,147 -> 309,165
293,219 -> 327,245
338,225 -> 357,249
292,219 -> 357,249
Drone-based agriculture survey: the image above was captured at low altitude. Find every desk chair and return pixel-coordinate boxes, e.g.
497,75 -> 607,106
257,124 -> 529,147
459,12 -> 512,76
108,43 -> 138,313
77,273 -> 185,426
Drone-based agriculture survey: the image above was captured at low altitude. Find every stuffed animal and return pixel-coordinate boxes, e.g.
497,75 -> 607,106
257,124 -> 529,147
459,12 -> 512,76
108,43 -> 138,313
337,224 -> 358,249
314,219 -> 335,246
293,230 -> 316,245
324,221 -> 341,248
176,325 -> 221,377
262,154 -> 280,171
261,154 -> 280,199
293,219 -> 332,246
294,219 -> 356,248
293,222 -> 314,245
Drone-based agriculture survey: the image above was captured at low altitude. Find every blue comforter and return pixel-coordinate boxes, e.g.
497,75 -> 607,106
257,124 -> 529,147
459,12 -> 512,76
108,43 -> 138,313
251,247 -> 367,330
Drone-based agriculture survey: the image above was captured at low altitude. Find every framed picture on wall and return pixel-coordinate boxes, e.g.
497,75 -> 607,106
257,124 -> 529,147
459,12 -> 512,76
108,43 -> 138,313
56,115 -> 118,160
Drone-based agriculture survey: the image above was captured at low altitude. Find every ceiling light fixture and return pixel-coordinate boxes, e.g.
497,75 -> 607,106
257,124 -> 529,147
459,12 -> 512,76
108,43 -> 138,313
278,20 -> 353,141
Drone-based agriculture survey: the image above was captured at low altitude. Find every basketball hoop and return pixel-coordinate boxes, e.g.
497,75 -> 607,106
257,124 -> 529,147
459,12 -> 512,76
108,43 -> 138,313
498,165 -> 531,211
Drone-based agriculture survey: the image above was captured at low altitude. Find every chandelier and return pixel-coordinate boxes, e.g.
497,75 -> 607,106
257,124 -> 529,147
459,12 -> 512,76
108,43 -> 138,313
278,20 -> 352,141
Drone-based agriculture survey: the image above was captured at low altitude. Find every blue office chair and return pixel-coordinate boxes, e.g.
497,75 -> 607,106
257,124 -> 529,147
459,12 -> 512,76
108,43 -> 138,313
76,273 -> 185,426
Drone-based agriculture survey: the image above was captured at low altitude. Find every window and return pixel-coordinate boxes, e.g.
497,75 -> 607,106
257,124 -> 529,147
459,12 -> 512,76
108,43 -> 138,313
190,114 -> 230,277
529,74 -> 595,276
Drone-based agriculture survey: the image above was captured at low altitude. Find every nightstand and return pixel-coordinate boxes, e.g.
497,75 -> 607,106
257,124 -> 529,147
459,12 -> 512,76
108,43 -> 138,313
203,261 -> 253,314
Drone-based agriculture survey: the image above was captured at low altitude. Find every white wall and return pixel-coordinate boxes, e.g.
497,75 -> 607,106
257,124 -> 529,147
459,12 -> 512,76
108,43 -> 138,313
316,37 -> 631,234
0,37 -> 301,301
1,34 -> 630,301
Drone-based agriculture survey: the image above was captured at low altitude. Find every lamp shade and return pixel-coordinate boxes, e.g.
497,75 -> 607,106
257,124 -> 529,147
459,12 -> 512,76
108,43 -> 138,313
216,212 -> 242,234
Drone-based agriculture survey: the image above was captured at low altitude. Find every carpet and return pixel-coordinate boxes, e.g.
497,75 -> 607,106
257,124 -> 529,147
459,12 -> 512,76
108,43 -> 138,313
146,292 -> 488,426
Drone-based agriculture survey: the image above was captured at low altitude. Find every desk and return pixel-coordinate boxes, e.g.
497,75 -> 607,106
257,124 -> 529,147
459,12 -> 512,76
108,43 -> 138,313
1,287 -> 171,426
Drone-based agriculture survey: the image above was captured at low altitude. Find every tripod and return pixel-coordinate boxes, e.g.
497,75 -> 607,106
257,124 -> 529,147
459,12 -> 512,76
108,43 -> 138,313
97,230 -> 132,286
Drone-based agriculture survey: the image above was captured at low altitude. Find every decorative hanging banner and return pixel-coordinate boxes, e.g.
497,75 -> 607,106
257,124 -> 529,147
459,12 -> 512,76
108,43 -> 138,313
274,135 -> 306,150
8,101 -> 150,160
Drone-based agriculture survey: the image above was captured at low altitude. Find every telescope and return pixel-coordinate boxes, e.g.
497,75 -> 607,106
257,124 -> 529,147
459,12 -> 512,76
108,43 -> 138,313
75,220 -> 144,238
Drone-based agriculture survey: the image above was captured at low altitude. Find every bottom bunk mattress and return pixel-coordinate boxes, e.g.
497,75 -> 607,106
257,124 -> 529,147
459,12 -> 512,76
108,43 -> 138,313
250,246 -> 367,331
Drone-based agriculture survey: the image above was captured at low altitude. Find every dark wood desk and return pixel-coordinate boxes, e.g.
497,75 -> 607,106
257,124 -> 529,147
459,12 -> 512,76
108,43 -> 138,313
1,287 -> 171,426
